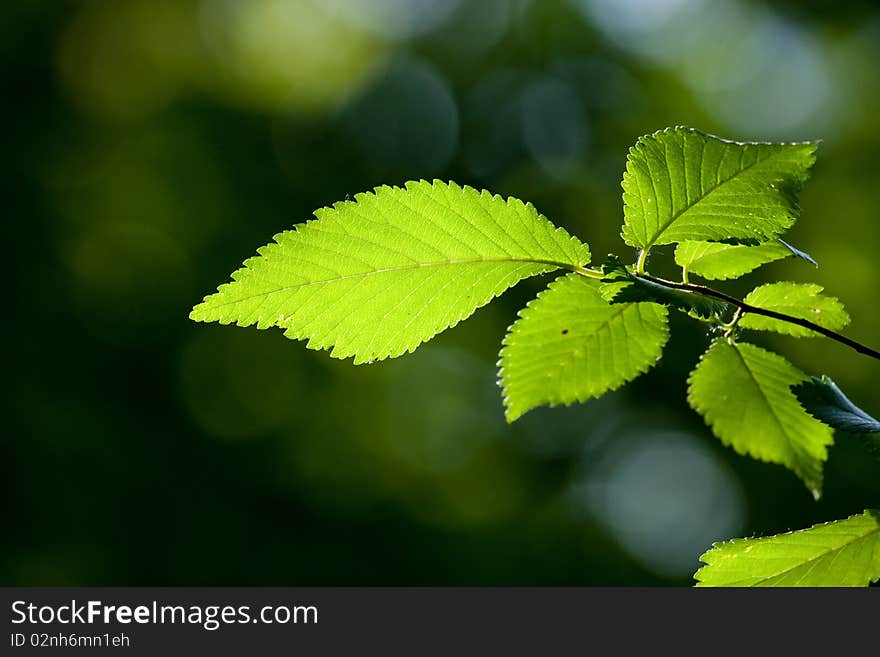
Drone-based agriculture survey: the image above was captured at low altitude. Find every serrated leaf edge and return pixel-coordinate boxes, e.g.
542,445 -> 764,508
621,126 -> 819,248
497,275 -> 670,422
694,509 -> 880,587
686,339 -> 832,499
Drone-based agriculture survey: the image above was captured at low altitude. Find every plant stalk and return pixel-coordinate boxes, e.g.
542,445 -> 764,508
637,273 -> 880,362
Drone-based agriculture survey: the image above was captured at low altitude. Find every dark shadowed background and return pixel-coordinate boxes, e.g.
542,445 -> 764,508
5,0 -> 880,585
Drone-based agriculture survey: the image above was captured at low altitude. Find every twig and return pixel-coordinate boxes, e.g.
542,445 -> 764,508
636,273 -> 880,362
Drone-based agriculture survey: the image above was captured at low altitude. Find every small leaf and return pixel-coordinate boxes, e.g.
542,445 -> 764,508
687,339 -> 833,498
499,274 -> 669,422
794,375 -> 880,434
695,510 -> 880,587
600,256 -> 733,320
674,240 -> 791,281
621,126 -> 817,249
191,180 -> 590,364
740,282 -> 849,337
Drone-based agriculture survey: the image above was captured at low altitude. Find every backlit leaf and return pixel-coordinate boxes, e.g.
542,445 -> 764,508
621,127 -> 817,249
695,510 -> 880,587
687,339 -> 833,498
674,240 -> 791,281
499,274 -> 669,422
740,282 -> 849,337
191,180 -> 590,363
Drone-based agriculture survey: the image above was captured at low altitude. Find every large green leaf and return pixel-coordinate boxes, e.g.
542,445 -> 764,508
674,240 -> 791,281
695,510 -> 880,587
191,180 -> 590,363
687,339 -> 833,498
740,282 -> 849,337
499,274 -> 669,422
621,127 -> 817,249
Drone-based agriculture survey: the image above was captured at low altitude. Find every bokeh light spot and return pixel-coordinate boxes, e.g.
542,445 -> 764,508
316,0 -> 461,40
200,0 -> 388,113
58,0 -> 195,121
574,430 -> 745,578
342,58 -> 459,177
462,69 -> 528,179
520,77 -> 589,180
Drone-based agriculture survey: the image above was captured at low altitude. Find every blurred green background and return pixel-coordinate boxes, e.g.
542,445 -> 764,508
5,0 -> 880,585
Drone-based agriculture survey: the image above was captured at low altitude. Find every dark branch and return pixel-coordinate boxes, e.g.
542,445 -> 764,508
636,273 -> 880,362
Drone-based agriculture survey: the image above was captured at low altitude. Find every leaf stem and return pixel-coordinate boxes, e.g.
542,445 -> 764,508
723,307 -> 743,340
572,265 -> 606,280
636,249 -> 648,274
636,273 -> 880,362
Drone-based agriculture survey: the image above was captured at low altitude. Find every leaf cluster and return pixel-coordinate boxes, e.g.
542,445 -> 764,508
191,126 -> 880,586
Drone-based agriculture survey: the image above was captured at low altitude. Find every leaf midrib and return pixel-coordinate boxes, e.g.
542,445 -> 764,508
196,256 -> 579,311
643,147 -> 783,250
729,343 -> 809,467
723,523 -> 880,586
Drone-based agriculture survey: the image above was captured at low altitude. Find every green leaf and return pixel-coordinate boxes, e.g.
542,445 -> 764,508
695,510 -> 880,587
674,240 -> 791,281
621,126 -> 817,249
499,274 -> 669,422
740,282 -> 849,337
794,375 -> 880,434
190,180 -> 591,364
600,256 -> 733,320
687,339 -> 833,498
